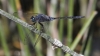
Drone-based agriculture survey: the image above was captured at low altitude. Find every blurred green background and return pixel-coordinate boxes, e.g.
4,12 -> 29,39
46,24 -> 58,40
0,0 -> 100,56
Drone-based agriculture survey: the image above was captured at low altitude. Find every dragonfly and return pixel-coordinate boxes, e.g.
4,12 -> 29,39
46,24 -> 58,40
14,12 -> 84,27
14,12 -> 84,47
30,13 -> 84,27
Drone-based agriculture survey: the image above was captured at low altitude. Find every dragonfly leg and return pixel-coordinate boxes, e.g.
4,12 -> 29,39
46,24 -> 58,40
33,22 -> 36,25
30,22 -> 36,25
30,22 -> 38,28
39,22 -> 44,30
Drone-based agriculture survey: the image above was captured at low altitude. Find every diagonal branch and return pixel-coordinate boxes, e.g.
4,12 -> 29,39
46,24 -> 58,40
1,9 -> 97,56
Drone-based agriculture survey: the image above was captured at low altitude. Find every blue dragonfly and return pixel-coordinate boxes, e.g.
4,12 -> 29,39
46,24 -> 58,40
14,12 -> 84,27
30,13 -> 84,27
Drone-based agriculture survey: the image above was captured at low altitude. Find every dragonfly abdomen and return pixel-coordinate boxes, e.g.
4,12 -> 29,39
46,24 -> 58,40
54,16 -> 84,19
70,16 -> 84,19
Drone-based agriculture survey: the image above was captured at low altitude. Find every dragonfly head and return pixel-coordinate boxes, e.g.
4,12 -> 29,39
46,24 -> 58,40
30,16 -> 35,22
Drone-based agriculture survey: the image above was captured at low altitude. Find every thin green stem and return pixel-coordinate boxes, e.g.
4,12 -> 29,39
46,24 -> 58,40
67,0 -> 74,46
0,21 -> 10,56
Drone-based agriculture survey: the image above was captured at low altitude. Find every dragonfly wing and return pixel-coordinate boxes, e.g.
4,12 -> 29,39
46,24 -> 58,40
22,26 -> 39,47
13,12 -> 40,23
23,13 -> 39,17
13,12 -> 39,18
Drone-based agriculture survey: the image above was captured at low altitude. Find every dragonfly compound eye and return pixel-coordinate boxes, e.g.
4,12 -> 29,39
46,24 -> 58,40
30,16 -> 35,22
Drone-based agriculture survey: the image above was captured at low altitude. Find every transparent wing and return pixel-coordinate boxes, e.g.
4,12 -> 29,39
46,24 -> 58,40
13,12 -> 39,18
13,12 -> 40,23
22,26 -> 42,51
22,26 -> 40,48
22,26 -> 35,45
23,13 -> 39,18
